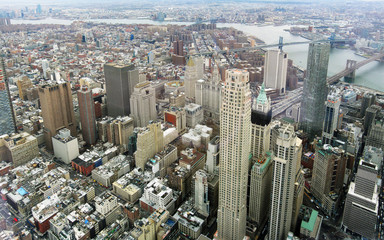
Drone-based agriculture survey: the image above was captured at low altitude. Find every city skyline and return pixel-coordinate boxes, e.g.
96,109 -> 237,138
0,1 -> 384,239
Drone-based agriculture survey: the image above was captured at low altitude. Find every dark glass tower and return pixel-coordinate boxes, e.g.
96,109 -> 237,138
301,42 -> 330,139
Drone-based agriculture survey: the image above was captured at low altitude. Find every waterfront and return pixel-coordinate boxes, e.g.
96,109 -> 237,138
11,18 -> 384,91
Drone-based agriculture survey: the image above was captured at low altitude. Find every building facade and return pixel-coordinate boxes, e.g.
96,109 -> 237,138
130,81 -> 157,127
268,122 -> 302,240
38,81 -> 77,150
248,152 -> 273,225
184,58 -> 198,100
0,57 -> 16,135
77,85 -> 97,146
104,63 -> 139,117
217,69 -> 251,240
264,50 -> 288,95
301,42 -> 330,139
343,160 -> 379,239
322,93 -> 341,144
195,66 -> 222,120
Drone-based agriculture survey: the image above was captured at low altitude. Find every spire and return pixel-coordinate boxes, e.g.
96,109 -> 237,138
257,82 -> 268,105
187,57 -> 195,67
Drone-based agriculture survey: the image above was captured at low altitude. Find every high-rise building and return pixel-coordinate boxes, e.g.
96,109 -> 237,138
0,58 -> 16,135
360,92 -> 375,117
217,69 -> 251,240
104,63 -> 139,117
322,93 -> 341,144
77,86 -> 97,146
311,141 -> 346,216
366,121 -> 384,150
248,152 -> 273,225
16,76 -> 33,101
269,122 -> 302,240
251,83 -> 272,159
301,42 -> 330,139
343,160 -> 379,239
206,136 -> 219,174
193,169 -> 210,216
173,39 -> 184,56
195,66 -> 222,120
363,105 -> 381,135
38,81 -> 77,150
263,50 -> 288,95
129,81 -> 157,127
135,122 -> 164,170
184,58 -> 198,100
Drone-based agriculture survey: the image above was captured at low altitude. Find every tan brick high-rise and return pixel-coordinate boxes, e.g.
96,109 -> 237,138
38,82 -> 77,150
217,69 -> 251,240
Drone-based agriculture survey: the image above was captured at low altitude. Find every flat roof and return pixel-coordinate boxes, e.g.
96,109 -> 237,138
301,209 -> 318,232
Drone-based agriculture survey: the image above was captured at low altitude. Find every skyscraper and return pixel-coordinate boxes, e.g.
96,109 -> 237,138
269,122 -> 302,240
311,141 -> 346,216
343,160 -> 379,239
217,69 -> 251,240
301,42 -> 330,139
104,63 -> 139,117
130,81 -> 157,127
184,58 -> 198,100
77,85 -> 97,146
251,83 -> 272,159
38,81 -> 77,150
0,57 -> 16,135
322,93 -> 341,144
264,49 -> 288,95
248,152 -> 273,225
195,66 -> 222,120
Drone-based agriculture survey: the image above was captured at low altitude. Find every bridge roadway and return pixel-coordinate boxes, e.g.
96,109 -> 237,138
188,39 -> 354,57
272,51 -> 384,117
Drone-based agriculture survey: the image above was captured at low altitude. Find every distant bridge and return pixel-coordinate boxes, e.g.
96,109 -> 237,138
326,52 -> 384,84
188,38 -> 355,57
272,51 -> 384,117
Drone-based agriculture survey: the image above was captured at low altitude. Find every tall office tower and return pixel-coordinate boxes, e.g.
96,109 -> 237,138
363,105 -> 381,135
42,59 -> 50,79
217,69 -> 251,240
301,42 -> 330,140
135,122 -> 164,170
104,63 -> 139,117
269,122 -> 302,240
17,76 -> 33,101
77,86 -> 97,146
311,141 -> 346,216
0,58 -> 16,135
360,92 -> 375,117
251,83 -> 272,159
343,160 -> 379,239
366,121 -> 384,150
322,93 -> 341,144
195,66 -> 222,120
206,136 -> 219,174
173,39 -> 184,56
184,58 -> 198,100
263,49 -> 288,95
248,152 -> 273,224
38,81 -> 77,150
129,81 -> 157,127
193,169 -> 210,216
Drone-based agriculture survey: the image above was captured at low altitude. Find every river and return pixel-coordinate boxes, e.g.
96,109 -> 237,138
11,18 -> 384,91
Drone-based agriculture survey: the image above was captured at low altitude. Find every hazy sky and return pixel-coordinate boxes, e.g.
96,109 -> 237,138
0,0 -> 381,8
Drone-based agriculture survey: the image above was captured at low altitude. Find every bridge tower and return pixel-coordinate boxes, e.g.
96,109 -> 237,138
344,59 -> 357,82
278,36 -> 283,51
